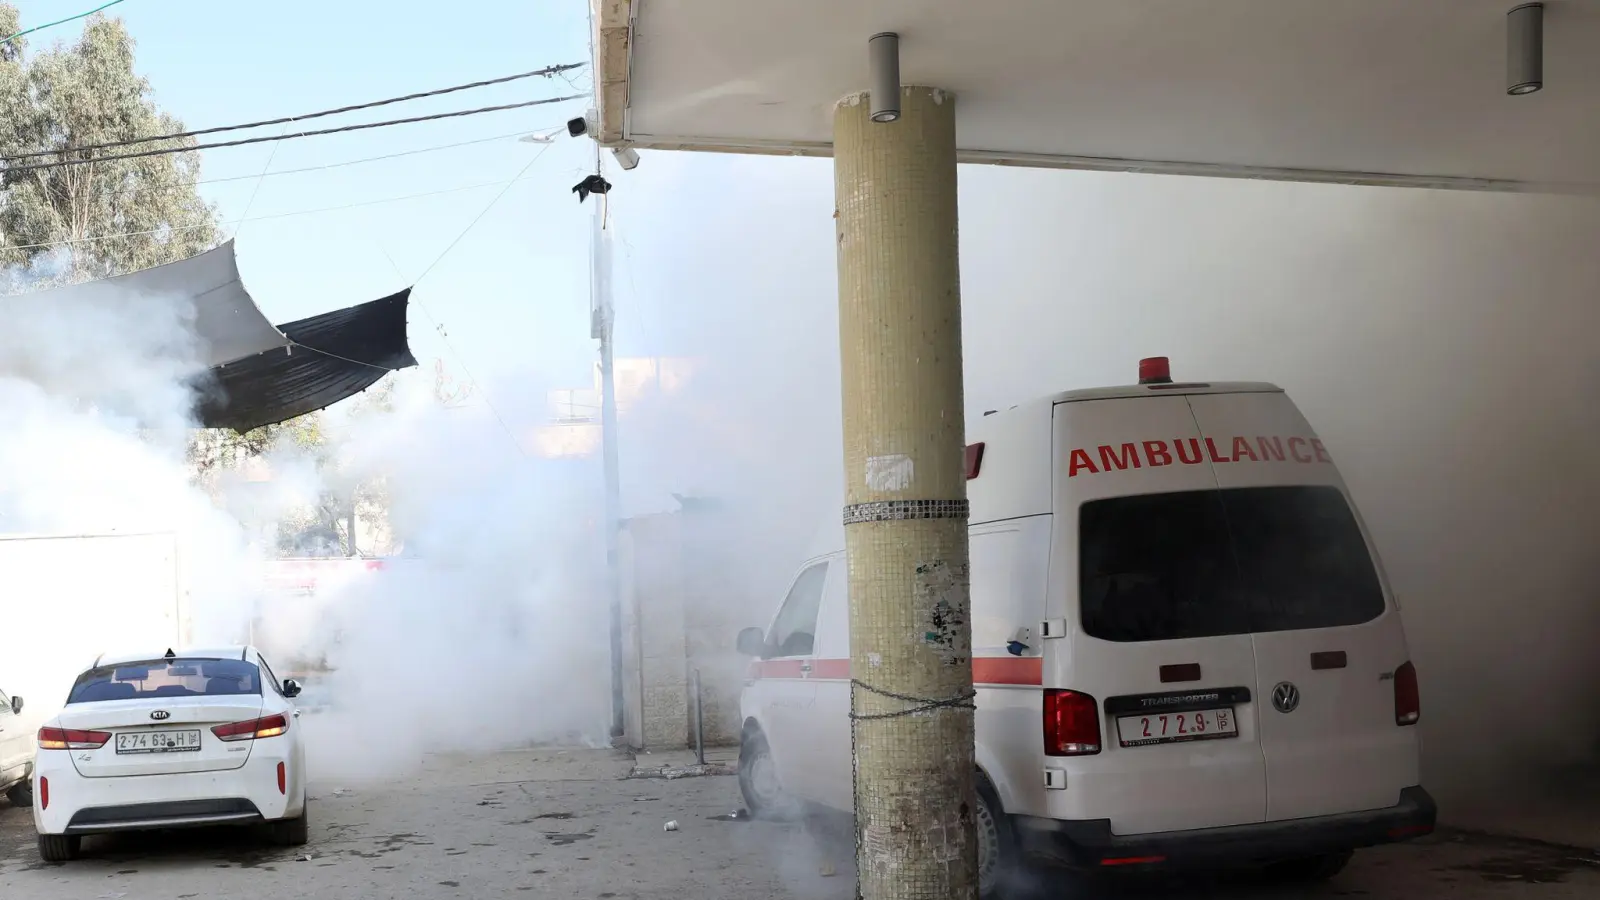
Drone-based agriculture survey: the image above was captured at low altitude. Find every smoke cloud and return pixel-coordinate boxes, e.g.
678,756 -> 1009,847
0,250 -> 263,728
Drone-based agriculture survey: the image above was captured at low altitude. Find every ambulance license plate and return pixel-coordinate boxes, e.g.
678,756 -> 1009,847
1116,708 -> 1238,747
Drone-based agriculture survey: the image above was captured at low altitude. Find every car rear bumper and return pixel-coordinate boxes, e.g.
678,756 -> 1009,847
1013,785 -> 1437,870
32,747 -> 301,836
63,798 -> 264,834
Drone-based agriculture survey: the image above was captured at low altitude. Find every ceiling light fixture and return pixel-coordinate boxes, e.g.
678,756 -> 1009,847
1507,3 -> 1544,96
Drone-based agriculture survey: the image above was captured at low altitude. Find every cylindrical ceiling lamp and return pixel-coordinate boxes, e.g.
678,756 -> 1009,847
1507,3 -> 1544,95
868,32 -> 902,123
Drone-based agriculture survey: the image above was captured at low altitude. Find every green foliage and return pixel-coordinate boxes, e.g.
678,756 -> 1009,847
0,4 -> 218,283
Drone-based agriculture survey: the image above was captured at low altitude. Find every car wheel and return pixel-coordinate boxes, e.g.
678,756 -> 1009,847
37,833 -> 81,863
267,798 -> 310,847
6,780 -> 33,808
738,728 -> 800,820
974,777 -> 1020,899
1264,850 -> 1353,883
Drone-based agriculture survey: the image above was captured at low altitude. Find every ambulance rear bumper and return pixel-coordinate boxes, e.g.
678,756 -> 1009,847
1013,785 -> 1437,870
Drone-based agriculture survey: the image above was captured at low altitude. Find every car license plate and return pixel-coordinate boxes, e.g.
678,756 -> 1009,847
1116,708 -> 1238,747
114,730 -> 202,754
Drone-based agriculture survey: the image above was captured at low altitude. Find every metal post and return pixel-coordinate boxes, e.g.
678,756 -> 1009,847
692,667 -> 706,766
595,196 -> 626,740
834,82 -> 975,900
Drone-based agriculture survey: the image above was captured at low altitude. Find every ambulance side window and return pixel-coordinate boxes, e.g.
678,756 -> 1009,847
767,562 -> 829,658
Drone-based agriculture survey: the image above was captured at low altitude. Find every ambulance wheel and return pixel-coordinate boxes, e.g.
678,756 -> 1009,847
738,727 -> 800,820
975,775 -> 1019,899
1264,850 -> 1352,883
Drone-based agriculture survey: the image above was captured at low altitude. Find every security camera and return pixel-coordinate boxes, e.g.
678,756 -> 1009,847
566,116 -> 588,138
611,146 -> 640,171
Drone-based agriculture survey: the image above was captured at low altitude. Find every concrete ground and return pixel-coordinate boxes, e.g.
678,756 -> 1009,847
2,747 -> 1597,899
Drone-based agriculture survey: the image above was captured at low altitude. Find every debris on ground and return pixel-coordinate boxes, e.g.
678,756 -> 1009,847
664,821 -> 680,832
820,863 -> 836,878
627,763 -> 737,780
708,809 -> 750,822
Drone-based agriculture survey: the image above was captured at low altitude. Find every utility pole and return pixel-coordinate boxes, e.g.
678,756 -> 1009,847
834,34 -> 977,900
592,174 -> 626,741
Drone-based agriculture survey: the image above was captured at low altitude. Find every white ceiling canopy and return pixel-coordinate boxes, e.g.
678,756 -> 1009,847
600,0 -> 1600,191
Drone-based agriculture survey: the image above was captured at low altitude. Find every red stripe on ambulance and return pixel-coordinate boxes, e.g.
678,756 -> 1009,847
1068,435 -> 1332,477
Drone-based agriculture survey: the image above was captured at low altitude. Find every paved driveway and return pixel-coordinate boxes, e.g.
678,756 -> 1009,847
1,748 -> 1595,899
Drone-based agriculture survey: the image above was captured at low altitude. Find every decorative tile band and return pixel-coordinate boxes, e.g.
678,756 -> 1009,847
842,499 -> 970,525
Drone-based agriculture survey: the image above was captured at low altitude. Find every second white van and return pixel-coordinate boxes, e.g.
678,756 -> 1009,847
735,358 -> 1435,897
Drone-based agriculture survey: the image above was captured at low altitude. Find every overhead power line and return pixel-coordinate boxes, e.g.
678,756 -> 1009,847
0,95 -> 586,174
1,62 -> 587,162
101,127 -> 562,198
1,0 -> 129,47
2,172 -> 550,253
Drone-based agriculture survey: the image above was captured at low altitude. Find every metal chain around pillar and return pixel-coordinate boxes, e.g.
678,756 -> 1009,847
833,84 -> 976,900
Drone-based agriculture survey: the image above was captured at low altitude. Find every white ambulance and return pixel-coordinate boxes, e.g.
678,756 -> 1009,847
735,358 -> 1435,896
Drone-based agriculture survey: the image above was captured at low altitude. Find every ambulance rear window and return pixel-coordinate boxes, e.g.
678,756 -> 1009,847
1079,486 -> 1386,642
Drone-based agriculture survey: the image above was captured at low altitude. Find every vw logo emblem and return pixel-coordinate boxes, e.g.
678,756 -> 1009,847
1271,682 -> 1301,714
149,710 -> 170,721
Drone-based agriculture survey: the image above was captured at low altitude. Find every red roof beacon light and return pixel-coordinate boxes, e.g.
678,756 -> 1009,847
1138,356 -> 1173,385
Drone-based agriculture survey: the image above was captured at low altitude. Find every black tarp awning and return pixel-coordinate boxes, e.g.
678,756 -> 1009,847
5,242 -> 419,433
195,289 -> 419,433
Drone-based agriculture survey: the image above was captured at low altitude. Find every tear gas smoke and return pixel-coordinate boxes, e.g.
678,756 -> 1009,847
0,250 -> 263,731
268,379 -> 615,781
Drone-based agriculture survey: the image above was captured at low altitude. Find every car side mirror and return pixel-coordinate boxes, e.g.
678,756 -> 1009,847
736,627 -> 767,658
9,695 -> 21,715
282,679 -> 302,699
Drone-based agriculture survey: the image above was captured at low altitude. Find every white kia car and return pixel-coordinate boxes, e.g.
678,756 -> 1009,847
32,646 -> 309,862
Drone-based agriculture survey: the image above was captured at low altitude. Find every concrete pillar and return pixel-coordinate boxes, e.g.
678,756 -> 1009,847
833,86 -> 975,900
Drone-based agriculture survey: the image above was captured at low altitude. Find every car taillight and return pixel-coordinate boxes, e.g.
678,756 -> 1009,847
277,762 -> 287,795
1044,689 -> 1101,756
37,727 -> 111,750
1394,661 -> 1420,726
39,776 -> 48,810
212,714 -> 290,742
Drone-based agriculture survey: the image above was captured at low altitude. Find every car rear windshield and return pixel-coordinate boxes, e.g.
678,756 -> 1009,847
66,658 -> 263,704
1079,485 -> 1387,643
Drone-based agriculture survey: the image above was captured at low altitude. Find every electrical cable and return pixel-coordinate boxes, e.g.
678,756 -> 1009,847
412,143 -> 551,287
1,0 -> 128,46
2,172 -> 550,253
97,127 -> 562,199
0,95 -> 586,174
374,144 -> 558,457
0,62 -> 586,161
232,118 -> 301,242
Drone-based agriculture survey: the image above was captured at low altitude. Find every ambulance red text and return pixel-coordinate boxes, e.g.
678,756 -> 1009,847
1067,435 -> 1332,477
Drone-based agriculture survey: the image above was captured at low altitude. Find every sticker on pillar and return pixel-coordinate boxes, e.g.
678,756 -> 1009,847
865,454 -> 915,492
916,560 -> 970,667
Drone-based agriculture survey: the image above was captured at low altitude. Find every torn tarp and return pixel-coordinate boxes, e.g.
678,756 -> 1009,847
2,240 -> 289,367
195,289 -> 418,433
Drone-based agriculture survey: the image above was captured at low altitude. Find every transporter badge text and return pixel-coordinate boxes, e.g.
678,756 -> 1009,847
1140,693 -> 1221,708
